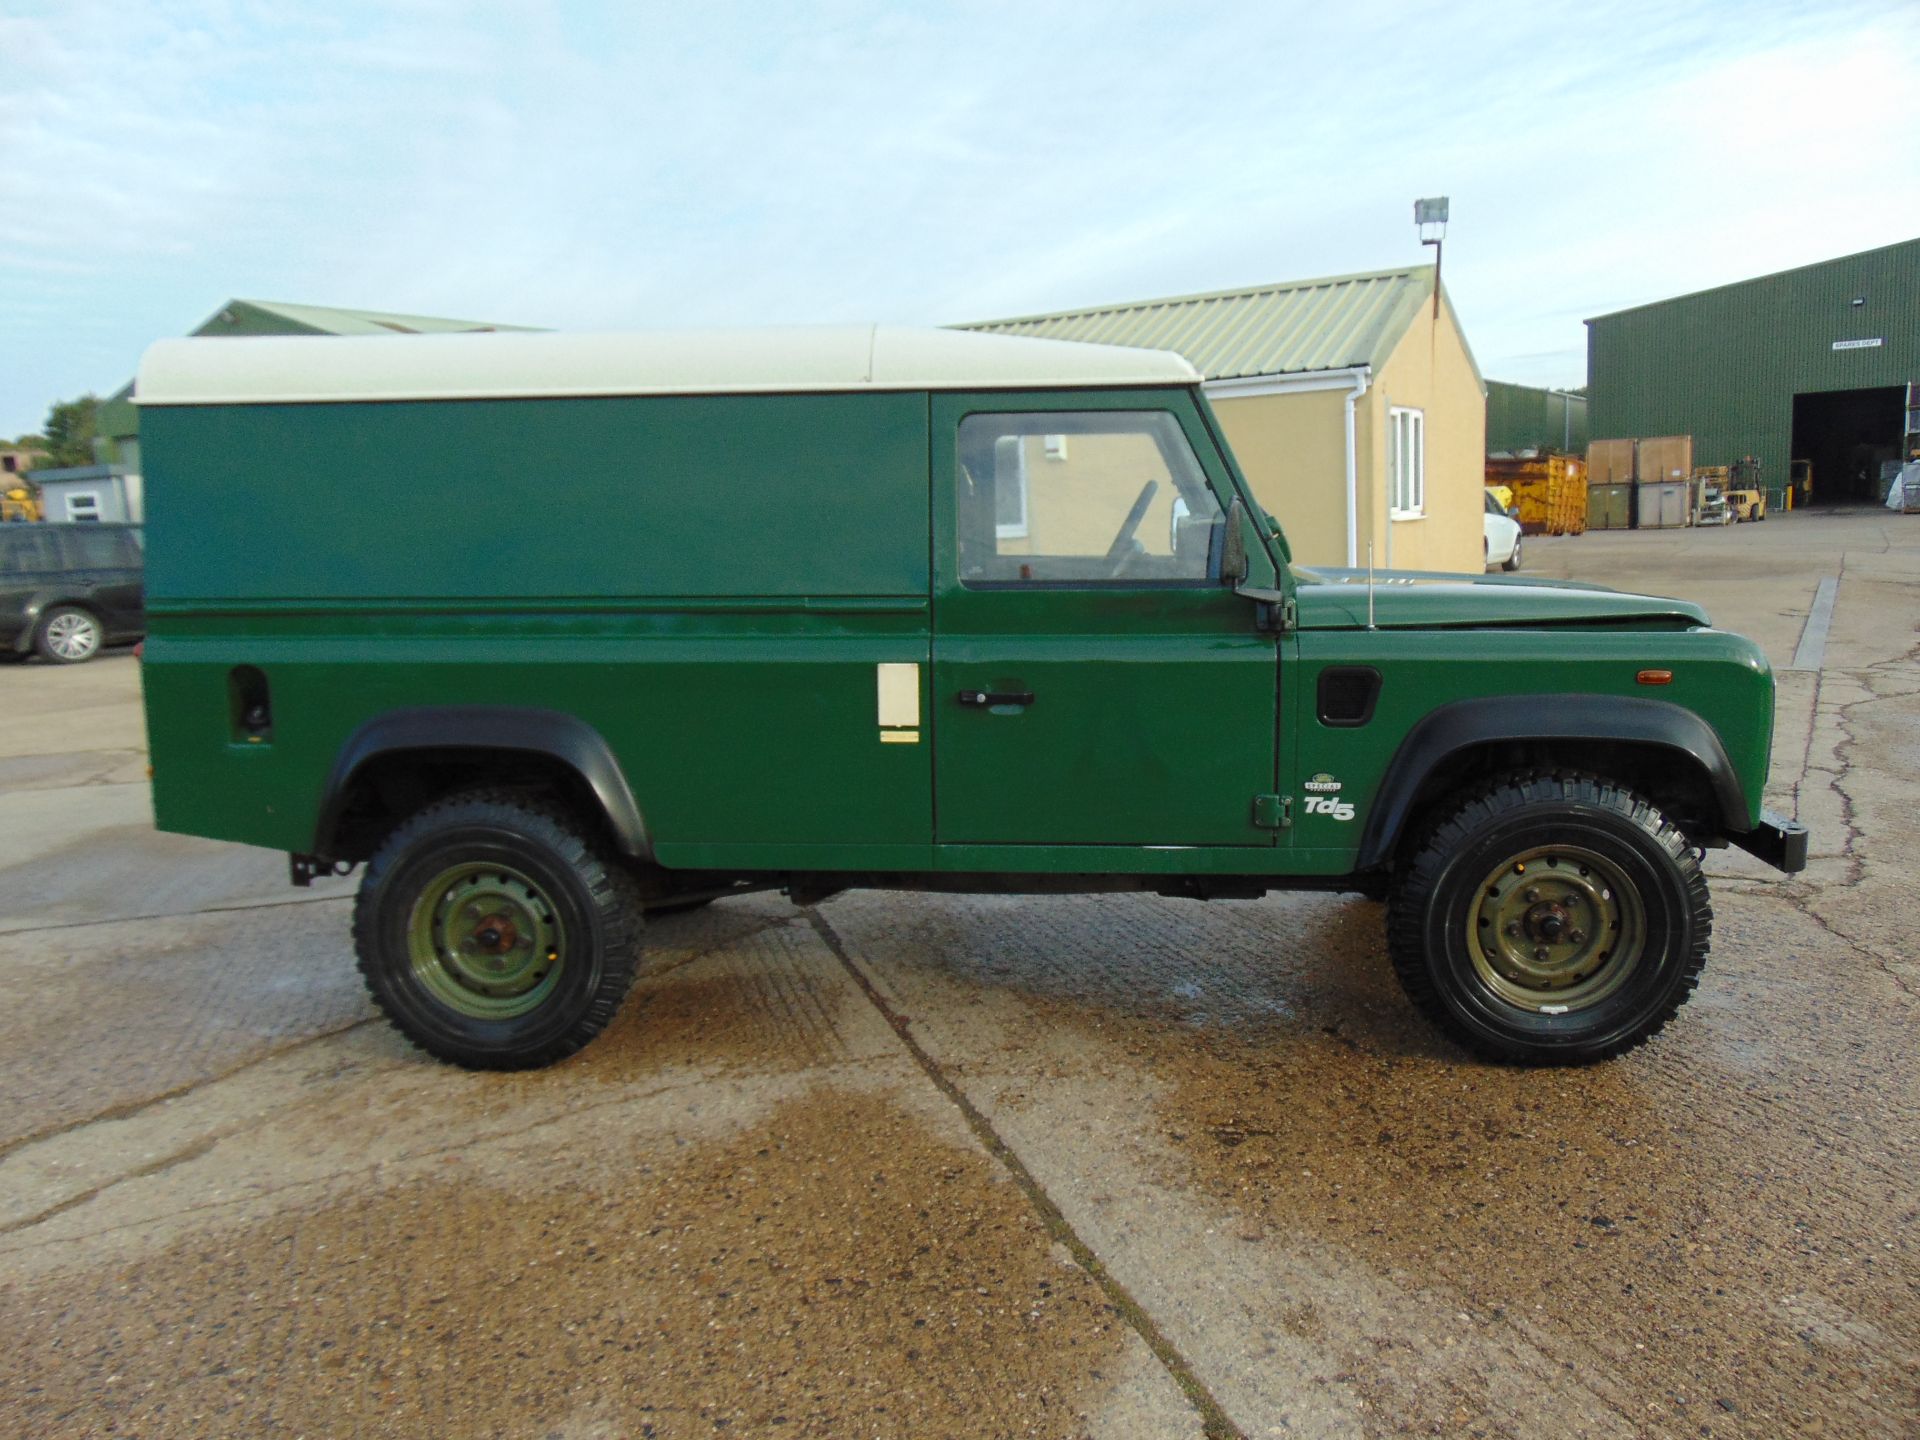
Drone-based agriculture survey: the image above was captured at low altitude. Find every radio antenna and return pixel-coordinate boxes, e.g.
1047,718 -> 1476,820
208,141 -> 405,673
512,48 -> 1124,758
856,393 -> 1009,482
1366,540 -> 1377,630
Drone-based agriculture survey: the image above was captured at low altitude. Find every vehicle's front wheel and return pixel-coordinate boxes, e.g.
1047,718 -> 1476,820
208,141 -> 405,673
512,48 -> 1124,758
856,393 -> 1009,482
1386,772 -> 1709,1064
1502,537 -> 1522,572
353,792 -> 642,1069
35,606 -> 102,663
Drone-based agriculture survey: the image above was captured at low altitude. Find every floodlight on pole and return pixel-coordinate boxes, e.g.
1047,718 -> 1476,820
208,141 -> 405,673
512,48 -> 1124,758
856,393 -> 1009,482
1414,196 -> 1449,319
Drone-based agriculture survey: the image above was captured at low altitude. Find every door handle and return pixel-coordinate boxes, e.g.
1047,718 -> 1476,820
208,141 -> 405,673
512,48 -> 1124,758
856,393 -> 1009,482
957,689 -> 1035,707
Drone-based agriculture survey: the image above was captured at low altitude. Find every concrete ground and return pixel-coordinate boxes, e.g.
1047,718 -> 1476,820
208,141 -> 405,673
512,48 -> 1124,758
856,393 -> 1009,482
0,508 -> 1914,1439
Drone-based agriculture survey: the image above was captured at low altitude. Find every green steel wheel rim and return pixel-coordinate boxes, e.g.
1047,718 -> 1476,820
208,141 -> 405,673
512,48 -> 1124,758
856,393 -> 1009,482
405,861 -> 566,1020
1467,844 -> 1646,1014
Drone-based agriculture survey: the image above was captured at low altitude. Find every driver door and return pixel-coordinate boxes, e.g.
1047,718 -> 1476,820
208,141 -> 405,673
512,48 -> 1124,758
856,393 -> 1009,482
931,391 -> 1279,849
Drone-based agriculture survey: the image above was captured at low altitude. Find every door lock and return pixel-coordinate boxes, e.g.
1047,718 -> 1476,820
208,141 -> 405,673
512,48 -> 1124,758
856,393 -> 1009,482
957,690 -> 1035,707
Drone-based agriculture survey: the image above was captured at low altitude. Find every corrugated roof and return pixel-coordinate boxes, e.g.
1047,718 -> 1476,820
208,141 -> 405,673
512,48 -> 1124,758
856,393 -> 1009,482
960,266 -> 1442,380
195,298 -> 542,337
1584,235 -> 1920,323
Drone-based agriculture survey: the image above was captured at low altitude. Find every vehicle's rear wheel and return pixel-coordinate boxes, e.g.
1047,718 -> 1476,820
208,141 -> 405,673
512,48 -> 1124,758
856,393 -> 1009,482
1502,537 -> 1522,572
35,606 -> 101,664
1386,772 -> 1710,1064
353,792 -> 642,1069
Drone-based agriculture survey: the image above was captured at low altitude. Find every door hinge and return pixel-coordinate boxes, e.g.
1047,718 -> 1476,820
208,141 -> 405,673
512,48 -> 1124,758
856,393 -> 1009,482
1252,794 -> 1292,829
1253,597 -> 1297,633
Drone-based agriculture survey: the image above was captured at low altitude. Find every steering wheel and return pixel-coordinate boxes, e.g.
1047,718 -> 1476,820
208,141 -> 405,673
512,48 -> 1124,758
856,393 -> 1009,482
1103,480 -> 1160,576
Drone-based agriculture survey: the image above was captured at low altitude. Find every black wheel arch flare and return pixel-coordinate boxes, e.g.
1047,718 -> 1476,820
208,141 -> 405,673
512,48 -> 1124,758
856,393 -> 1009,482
314,707 -> 651,862
1356,694 -> 1750,871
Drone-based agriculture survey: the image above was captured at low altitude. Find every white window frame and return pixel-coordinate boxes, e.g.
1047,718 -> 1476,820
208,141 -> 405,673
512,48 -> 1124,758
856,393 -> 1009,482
1388,407 -> 1425,519
64,491 -> 102,523
993,434 -> 1030,540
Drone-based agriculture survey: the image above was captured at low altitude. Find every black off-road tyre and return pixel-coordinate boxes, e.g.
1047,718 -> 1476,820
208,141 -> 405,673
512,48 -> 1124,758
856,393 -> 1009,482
1386,772 -> 1710,1065
353,791 -> 643,1070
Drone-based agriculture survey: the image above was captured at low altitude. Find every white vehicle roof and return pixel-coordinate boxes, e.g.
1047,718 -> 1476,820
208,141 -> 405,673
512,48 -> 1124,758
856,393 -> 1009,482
135,325 -> 1200,407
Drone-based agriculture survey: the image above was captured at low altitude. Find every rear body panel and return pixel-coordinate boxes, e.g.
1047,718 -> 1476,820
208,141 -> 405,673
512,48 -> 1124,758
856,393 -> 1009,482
143,392 -> 937,869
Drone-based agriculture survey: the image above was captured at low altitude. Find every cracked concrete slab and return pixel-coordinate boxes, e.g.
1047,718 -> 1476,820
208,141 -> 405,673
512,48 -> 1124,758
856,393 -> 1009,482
1,508 -> 1915,1439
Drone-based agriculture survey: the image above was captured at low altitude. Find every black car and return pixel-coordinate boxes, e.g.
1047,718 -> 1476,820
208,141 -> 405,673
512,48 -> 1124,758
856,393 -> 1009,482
0,523 -> 145,664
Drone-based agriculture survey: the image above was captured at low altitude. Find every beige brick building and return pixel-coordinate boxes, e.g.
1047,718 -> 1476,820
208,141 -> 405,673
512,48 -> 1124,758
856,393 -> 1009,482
964,266 -> 1487,572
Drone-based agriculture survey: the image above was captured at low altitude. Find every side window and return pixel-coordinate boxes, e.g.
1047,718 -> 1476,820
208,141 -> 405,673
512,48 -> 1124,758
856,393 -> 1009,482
66,526 -> 135,569
1389,407 -> 1425,518
65,492 -> 103,523
0,530 -> 63,576
956,411 -> 1226,587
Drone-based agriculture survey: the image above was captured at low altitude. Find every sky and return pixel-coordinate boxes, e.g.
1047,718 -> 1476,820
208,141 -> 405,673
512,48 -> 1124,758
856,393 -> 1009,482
3,0 -> 1917,439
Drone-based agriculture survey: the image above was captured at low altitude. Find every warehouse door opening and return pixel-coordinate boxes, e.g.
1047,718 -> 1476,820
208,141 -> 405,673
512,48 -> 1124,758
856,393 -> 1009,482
1790,386 -> 1905,504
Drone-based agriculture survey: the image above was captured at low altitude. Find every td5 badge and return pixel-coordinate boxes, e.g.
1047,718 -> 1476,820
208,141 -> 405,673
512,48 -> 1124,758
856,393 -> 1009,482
1302,772 -> 1355,821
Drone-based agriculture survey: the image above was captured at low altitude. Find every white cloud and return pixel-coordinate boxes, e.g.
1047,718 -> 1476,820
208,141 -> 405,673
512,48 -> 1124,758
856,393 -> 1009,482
2,0 -> 1915,432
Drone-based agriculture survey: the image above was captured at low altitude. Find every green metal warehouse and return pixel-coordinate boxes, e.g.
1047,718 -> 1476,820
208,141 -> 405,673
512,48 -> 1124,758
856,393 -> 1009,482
1485,380 -> 1588,456
1586,237 -> 1919,504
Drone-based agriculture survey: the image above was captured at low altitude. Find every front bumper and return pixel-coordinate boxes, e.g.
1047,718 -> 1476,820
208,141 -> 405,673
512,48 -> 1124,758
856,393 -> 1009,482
1730,809 -> 1809,873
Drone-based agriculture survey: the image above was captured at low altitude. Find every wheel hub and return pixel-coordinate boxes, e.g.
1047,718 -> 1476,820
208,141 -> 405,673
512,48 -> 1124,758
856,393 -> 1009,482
1524,901 -> 1572,944
407,864 -> 565,1018
468,912 -> 520,955
1470,846 -> 1644,1012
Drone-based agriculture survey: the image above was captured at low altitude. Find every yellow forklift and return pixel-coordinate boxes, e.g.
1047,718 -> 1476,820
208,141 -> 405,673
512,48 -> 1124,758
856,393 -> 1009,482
1724,457 -> 1767,521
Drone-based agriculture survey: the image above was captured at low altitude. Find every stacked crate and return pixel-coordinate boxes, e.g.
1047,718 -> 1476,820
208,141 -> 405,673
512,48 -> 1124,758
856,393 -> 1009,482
1633,435 -> 1693,529
1585,439 -> 1635,529
1585,435 -> 1697,529
1485,453 -> 1588,535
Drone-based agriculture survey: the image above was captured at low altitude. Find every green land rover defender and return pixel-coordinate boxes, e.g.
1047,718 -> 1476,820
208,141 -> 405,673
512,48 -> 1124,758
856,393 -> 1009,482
136,327 -> 1806,1070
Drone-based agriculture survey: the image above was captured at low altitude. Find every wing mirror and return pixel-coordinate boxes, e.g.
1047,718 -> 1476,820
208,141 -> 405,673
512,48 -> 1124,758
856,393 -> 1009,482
1221,498 -> 1248,585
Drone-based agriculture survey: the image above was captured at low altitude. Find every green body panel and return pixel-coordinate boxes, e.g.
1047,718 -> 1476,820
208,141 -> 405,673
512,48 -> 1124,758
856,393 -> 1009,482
928,389 -> 1279,848
1283,625 -> 1774,872
143,603 -> 936,864
141,375 -> 1780,883
144,393 -> 931,600
143,388 -> 938,868
1290,571 -> 1708,631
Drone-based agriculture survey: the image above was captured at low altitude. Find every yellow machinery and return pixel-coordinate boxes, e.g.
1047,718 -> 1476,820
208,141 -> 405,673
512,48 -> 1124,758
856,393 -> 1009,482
1722,458 -> 1767,522
1688,471 -> 1731,526
0,484 -> 42,523
1486,454 -> 1587,535
1789,460 -> 1812,509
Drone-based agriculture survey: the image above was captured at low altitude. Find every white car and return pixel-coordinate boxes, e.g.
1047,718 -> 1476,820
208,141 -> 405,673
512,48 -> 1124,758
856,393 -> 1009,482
1483,490 -> 1522,571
